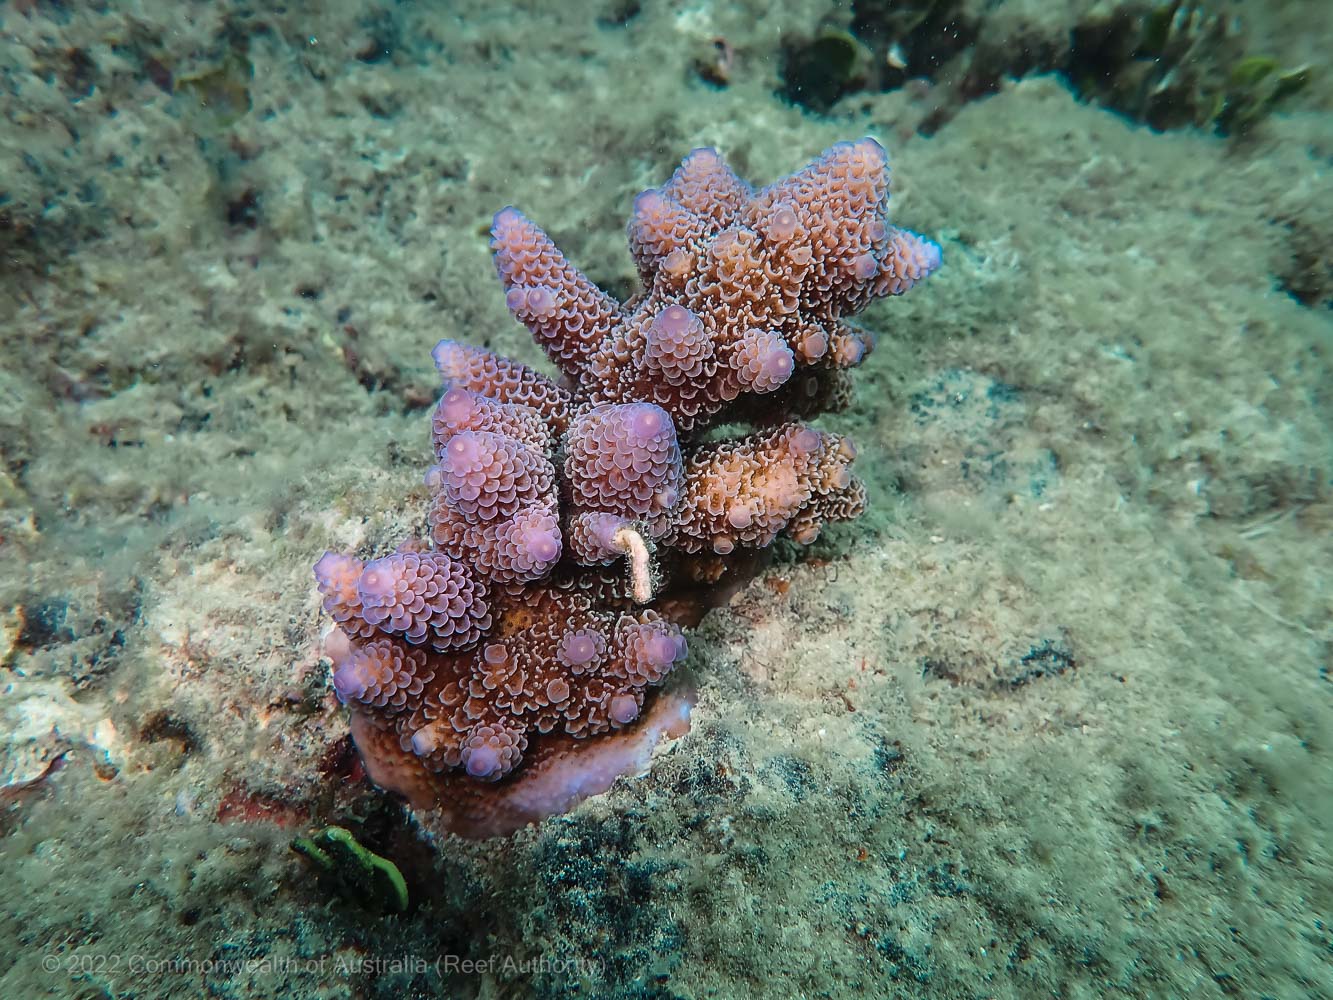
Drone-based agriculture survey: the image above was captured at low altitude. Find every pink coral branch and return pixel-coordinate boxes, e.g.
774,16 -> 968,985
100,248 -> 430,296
314,138 -> 939,838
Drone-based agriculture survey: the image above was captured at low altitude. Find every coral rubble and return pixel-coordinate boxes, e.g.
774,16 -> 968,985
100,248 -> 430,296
314,138 -> 940,838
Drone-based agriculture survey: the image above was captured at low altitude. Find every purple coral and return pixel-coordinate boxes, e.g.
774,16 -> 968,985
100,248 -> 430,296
492,507 -> 562,581
331,638 -> 433,710
609,692 -> 642,725
615,619 -> 688,686
567,511 -> 631,565
556,627 -> 609,673
461,721 -> 527,781
490,207 -> 622,376
731,327 -> 795,393
627,190 -> 707,281
762,202 -> 803,243
644,304 -> 712,384
564,403 -> 683,517
313,138 -> 940,838
313,551 -> 375,638
432,338 -> 573,431
430,430 -> 554,521
431,386 -> 550,456
356,551 -> 491,651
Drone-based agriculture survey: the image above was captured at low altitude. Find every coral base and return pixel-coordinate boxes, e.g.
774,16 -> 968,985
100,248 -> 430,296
348,687 -> 695,839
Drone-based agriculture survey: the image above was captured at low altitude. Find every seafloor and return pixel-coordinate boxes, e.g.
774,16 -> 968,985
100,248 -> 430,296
1,2 -> 1329,998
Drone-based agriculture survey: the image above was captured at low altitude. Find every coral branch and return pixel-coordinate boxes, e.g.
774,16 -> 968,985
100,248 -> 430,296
314,138 -> 940,838
490,208 -> 623,377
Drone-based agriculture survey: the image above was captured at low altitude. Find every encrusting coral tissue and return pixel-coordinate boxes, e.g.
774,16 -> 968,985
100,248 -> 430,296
314,138 -> 941,838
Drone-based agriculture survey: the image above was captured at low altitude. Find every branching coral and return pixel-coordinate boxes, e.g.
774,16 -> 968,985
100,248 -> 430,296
314,138 -> 940,838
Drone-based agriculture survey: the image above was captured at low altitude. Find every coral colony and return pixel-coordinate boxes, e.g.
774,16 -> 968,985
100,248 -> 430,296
314,139 -> 941,838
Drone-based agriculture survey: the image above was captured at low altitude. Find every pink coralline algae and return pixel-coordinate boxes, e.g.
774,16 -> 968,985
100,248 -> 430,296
315,138 -> 940,838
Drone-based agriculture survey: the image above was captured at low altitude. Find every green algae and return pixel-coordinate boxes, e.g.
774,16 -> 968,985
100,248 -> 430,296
292,825 -> 408,913
1221,56 -> 1313,132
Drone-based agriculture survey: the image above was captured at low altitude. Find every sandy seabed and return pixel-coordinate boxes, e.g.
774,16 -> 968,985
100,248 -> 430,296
1,2 -> 1329,998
